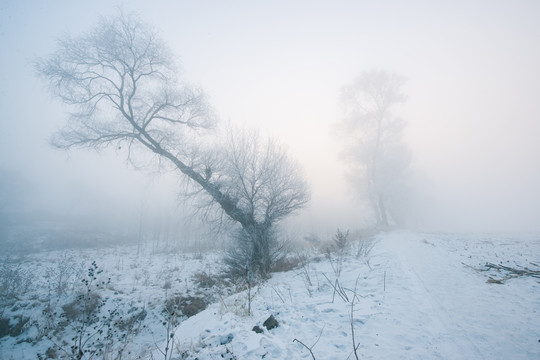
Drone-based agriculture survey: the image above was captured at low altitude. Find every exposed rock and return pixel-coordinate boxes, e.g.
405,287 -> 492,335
252,325 -> 263,334
263,315 -> 278,330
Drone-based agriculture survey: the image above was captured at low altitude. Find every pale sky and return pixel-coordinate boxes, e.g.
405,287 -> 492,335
1,0 -> 539,234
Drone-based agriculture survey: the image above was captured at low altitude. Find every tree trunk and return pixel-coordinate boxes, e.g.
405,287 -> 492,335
377,193 -> 389,228
244,222 -> 272,277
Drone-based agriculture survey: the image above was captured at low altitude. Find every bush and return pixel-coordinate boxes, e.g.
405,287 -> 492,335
0,260 -> 32,304
164,295 -> 207,318
333,229 -> 349,252
115,308 -> 147,332
0,315 -> 30,338
9,315 -> 30,337
61,292 -> 102,323
354,231 -> 378,259
41,261 -> 112,360
0,317 -> 9,338
271,255 -> 305,273
324,229 -> 350,277
45,252 -> 80,297
193,271 -> 217,289
225,226 -> 288,279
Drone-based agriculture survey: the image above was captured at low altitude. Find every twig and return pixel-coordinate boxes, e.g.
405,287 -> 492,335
461,262 -> 483,273
293,338 -> 316,360
271,286 -> 286,304
349,276 -> 361,360
322,273 -> 349,303
293,325 -> 324,360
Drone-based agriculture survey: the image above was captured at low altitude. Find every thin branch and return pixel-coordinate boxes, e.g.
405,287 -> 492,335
293,325 -> 325,360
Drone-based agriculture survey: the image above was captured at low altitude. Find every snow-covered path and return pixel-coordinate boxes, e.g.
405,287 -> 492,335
375,232 -> 540,359
173,232 -> 539,359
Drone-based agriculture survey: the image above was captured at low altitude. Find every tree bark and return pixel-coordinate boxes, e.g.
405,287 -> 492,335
245,222 -> 272,277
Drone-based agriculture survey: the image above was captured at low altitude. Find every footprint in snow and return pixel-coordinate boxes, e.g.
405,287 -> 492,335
321,307 -> 337,313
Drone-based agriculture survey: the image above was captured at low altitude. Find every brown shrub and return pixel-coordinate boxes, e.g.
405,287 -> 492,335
164,295 -> 207,318
62,292 -> 102,323
193,271 -> 217,289
271,256 -> 305,273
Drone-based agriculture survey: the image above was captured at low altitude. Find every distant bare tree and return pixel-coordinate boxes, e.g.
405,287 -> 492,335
339,70 -> 411,227
36,13 -> 309,275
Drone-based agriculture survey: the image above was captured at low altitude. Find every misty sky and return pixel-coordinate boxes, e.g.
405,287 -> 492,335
1,0 -> 539,234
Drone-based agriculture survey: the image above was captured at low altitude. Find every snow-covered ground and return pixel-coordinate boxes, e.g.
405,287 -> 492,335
1,231 -> 539,359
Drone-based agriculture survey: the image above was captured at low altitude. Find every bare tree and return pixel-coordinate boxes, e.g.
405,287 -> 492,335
199,128 -> 310,276
36,13 -> 309,276
339,69 -> 411,227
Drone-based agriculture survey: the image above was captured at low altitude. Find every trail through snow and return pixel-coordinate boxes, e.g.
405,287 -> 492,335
176,231 -> 540,359
375,232 -> 539,359
380,234 -> 484,359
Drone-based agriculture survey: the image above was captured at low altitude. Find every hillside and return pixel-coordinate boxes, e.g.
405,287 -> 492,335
1,231 -> 539,359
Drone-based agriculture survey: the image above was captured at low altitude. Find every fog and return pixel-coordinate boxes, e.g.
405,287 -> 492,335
1,0 -> 540,247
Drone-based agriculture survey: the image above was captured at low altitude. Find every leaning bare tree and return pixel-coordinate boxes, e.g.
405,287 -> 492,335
35,13 -> 309,276
339,69 -> 411,228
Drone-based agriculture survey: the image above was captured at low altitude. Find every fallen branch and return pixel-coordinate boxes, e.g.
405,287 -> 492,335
463,262 -> 540,284
461,262 -> 483,273
484,262 -> 540,278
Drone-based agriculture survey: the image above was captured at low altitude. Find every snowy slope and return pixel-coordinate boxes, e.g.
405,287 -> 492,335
174,231 -> 540,359
1,231 -> 539,359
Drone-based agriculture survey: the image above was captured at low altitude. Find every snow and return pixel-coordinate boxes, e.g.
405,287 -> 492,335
1,231 -> 539,359
175,231 -> 540,359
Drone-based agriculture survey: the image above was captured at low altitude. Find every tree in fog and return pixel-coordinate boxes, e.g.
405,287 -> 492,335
197,129 -> 310,276
339,70 -> 411,227
36,13 -> 309,276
